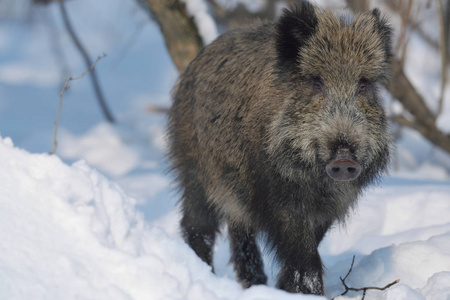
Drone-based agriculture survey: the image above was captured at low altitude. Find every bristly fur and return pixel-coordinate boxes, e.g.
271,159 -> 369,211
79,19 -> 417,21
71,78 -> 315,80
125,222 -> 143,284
298,8 -> 392,84
168,1 -> 392,296
275,2 -> 318,72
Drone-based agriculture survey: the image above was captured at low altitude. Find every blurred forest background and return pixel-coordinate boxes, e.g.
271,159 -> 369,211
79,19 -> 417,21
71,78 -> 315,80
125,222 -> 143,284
142,0 -> 450,161
0,1 -> 449,298
0,0 -> 449,178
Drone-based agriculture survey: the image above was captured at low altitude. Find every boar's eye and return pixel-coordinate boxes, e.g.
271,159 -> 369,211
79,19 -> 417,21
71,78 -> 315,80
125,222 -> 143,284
357,78 -> 370,95
311,76 -> 324,93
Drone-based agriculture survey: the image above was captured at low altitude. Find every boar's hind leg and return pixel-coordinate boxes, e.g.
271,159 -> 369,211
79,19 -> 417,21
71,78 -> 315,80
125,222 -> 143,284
229,224 -> 267,288
180,179 -> 220,269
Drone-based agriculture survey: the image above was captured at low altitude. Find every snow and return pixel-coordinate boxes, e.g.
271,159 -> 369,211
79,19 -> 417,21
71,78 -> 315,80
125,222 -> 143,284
420,272 -> 450,300
1,134 -> 449,300
0,136 -> 321,300
0,0 -> 449,299
182,0 -> 219,44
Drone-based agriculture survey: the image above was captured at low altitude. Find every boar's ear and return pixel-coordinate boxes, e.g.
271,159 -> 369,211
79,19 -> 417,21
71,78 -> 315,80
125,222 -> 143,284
275,2 -> 318,71
371,8 -> 392,63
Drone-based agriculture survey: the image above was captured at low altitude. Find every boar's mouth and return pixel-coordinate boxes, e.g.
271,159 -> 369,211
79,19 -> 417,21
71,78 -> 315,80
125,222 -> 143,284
325,148 -> 361,181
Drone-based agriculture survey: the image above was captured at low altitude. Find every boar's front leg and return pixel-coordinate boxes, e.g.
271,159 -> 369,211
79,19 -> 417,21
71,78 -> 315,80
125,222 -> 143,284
228,224 -> 267,288
271,217 -> 325,295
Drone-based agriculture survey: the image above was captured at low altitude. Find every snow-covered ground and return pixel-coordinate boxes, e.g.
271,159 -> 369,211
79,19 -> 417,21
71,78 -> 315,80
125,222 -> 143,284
0,0 -> 449,299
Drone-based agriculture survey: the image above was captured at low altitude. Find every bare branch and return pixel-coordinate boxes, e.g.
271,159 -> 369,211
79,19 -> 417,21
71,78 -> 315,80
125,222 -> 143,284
437,0 -> 448,117
51,54 -> 107,155
384,0 -> 450,64
147,105 -> 169,114
345,0 -> 450,155
390,115 -> 423,133
332,255 -> 400,300
59,0 -> 115,123
390,61 -> 450,153
390,61 -> 436,128
394,0 -> 414,68
343,255 -> 355,279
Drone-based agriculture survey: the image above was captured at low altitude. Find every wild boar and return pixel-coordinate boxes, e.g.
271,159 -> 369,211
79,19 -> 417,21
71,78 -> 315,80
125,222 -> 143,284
167,1 -> 392,295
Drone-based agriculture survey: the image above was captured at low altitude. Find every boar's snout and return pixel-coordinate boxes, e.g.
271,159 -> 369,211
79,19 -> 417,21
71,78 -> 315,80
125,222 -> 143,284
326,148 -> 361,181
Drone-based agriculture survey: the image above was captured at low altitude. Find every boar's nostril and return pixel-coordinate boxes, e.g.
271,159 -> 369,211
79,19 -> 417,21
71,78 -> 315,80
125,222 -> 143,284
326,160 -> 361,181
331,167 -> 340,173
348,167 -> 357,173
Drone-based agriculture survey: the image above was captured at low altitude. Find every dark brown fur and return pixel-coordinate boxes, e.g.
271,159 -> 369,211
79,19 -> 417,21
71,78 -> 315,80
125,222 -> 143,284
168,2 -> 391,295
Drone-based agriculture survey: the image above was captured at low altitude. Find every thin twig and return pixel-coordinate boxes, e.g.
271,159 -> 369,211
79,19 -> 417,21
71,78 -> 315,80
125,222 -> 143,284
51,54 -> 107,155
437,0 -> 448,117
342,255 -> 355,284
59,0 -> 115,123
332,255 -> 400,300
147,105 -> 169,114
395,0 -> 414,68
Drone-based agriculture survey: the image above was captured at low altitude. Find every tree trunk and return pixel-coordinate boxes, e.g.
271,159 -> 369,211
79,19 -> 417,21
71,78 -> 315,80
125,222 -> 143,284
145,0 -> 203,73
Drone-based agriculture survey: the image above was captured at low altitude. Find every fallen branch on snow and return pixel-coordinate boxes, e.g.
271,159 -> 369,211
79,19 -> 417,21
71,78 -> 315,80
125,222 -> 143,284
331,255 -> 400,300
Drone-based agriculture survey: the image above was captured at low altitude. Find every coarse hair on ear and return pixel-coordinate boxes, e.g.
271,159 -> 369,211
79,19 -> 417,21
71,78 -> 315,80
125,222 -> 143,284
275,1 -> 318,71
371,8 -> 393,63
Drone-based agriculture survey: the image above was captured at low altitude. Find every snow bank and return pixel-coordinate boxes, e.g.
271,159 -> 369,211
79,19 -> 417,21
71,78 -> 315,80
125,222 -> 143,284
0,136 -> 321,300
321,180 -> 450,299
1,134 -> 449,300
